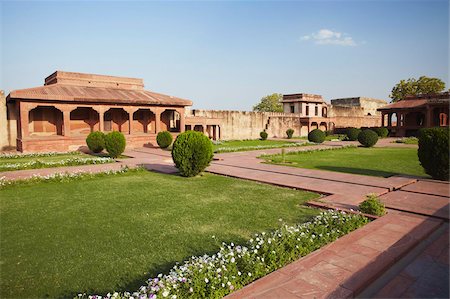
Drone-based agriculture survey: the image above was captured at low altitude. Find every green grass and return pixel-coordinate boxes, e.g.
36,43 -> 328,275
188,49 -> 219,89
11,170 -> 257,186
0,152 -> 82,164
392,137 -> 419,145
213,139 -> 306,153
0,170 -> 319,298
262,147 -> 428,178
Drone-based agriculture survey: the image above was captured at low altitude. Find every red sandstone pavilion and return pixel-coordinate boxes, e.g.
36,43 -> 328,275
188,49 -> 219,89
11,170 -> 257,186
6,71 -> 198,152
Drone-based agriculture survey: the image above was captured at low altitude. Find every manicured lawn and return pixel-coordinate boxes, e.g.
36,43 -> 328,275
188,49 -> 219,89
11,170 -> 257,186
0,170 -> 319,298
0,152 -> 115,171
262,147 -> 428,178
213,139 -> 306,153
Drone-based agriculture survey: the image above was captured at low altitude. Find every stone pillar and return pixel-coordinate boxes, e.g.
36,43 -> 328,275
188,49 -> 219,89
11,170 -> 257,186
63,110 -> 71,136
388,113 -> 392,127
19,102 -> 30,139
425,106 -> 433,127
155,109 -> 162,133
125,108 -> 137,135
381,112 -> 385,127
179,109 -> 185,132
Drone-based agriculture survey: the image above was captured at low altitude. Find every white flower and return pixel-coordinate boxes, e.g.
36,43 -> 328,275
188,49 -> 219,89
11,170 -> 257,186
205,278 -> 209,283
248,272 -> 252,277
230,257 -> 235,263
162,290 -> 169,297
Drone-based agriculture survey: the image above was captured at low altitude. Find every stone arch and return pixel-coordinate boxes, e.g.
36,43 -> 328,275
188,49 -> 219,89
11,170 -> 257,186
70,107 -> 99,135
311,122 -> 319,130
322,107 -> 328,117
439,112 -> 448,126
161,109 -> 181,132
28,106 -> 63,136
104,108 -> 129,133
319,122 -> 327,131
132,109 -> 156,133
193,125 -> 204,132
390,113 -> 398,126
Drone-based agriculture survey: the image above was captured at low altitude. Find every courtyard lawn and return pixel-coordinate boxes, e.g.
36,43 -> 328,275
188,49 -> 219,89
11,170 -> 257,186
0,170 -> 319,298
262,147 -> 428,178
213,139 -> 307,153
0,152 -> 115,171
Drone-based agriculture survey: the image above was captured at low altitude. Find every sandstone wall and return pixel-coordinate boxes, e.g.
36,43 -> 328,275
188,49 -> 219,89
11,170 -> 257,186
0,91 -> 18,151
188,109 -> 301,139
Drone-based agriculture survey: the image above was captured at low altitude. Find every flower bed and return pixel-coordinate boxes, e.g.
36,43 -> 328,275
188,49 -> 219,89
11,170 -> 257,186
79,210 -> 369,299
0,151 -> 80,159
0,157 -> 114,172
0,166 -> 136,189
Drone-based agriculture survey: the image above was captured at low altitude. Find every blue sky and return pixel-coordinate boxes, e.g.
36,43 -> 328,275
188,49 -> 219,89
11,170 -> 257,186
1,0 -> 448,110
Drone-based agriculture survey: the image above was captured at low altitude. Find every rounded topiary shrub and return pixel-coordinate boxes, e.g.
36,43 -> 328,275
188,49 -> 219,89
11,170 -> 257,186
286,128 -> 294,139
358,129 -> 379,147
86,131 -> 105,153
371,127 -> 389,138
308,129 -> 325,143
157,131 -> 173,149
104,131 -> 126,158
346,127 -> 361,141
418,127 -> 449,181
171,131 -> 213,177
260,131 -> 268,140
359,194 -> 386,216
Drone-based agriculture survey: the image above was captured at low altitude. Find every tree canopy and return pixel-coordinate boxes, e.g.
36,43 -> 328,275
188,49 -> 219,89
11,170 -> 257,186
253,93 -> 283,112
390,76 -> 446,102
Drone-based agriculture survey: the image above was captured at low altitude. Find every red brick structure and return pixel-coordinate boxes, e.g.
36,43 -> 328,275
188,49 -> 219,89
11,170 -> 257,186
378,92 -> 450,137
6,71 -> 192,152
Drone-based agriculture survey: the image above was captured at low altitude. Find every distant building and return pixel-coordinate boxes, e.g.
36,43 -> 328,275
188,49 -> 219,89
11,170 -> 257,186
377,92 -> 450,137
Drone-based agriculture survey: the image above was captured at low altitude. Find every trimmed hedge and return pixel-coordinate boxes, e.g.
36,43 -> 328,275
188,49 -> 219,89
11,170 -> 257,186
86,131 -> 105,153
308,129 -> 325,143
157,131 -> 173,149
346,127 -> 361,141
286,128 -> 294,139
358,129 -> 379,147
260,131 -> 268,140
104,131 -> 126,158
418,127 -> 449,181
371,127 -> 389,138
171,131 -> 214,177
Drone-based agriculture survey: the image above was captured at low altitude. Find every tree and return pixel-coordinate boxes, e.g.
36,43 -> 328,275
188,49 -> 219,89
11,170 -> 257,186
253,93 -> 283,112
390,76 -> 446,102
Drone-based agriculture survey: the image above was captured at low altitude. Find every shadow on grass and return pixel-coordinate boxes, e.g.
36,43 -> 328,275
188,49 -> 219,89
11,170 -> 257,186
314,165 -> 397,178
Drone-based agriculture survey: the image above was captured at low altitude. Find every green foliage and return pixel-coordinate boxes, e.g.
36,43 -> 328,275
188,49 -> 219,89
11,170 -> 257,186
156,131 -> 173,149
253,93 -> 283,112
286,128 -> 294,139
418,127 -> 449,180
394,137 -> 419,144
371,127 -> 389,138
359,194 -> 386,216
358,129 -> 379,147
104,131 -> 126,158
171,131 -> 214,177
346,127 -> 361,141
86,131 -> 105,153
308,129 -> 325,143
390,76 -> 446,102
260,131 -> 268,140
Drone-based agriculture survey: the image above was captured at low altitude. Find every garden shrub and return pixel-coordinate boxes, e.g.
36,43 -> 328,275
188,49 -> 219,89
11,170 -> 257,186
171,131 -> 213,177
359,194 -> 386,216
156,131 -> 173,149
308,129 -> 325,143
260,131 -> 268,140
286,128 -> 294,139
325,130 -> 334,136
86,131 -> 105,153
371,127 -> 389,138
346,127 -> 361,141
104,131 -> 126,158
358,129 -> 379,147
418,127 -> 449,180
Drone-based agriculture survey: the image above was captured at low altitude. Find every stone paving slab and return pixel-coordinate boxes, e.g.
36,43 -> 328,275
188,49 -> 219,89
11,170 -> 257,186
226,213 -> 442,299
380,190 -> 450,220
401,180 -> 450,197
207,163 -> 388,201
373,224 -> 449,298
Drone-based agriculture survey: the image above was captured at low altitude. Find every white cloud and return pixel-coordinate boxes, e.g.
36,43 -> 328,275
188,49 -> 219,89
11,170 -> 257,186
301,29 -> 357,46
